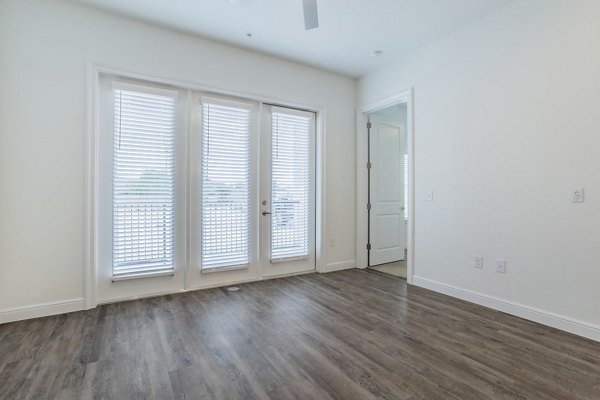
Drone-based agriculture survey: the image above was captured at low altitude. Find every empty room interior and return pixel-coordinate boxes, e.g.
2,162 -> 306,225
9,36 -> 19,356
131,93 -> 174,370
2,0 -> 600,399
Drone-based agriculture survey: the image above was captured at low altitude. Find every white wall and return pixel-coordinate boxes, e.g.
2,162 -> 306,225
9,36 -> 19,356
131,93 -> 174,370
0,0 -> 356,319
358,0 -> 600,336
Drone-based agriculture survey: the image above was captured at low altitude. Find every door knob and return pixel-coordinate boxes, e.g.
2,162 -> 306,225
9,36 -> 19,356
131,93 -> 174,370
262,211 -> 272,216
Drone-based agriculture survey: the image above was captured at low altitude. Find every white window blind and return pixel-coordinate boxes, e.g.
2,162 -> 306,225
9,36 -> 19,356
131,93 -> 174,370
112,87 -> 176,278
271,109 -> 313,261
201,100 -> 252,270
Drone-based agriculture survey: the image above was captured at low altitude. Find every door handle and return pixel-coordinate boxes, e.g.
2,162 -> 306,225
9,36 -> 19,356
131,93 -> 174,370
262,211 -> 272,216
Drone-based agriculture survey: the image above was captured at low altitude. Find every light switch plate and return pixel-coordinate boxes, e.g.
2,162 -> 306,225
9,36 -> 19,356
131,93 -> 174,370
474,255 -> 483,269
426,190 -> 433,201
496,259 -> 506,273
572,188 -> 584,203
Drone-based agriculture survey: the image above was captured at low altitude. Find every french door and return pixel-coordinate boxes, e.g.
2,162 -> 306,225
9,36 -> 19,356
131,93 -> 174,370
97,79 -> 315,303
189,98 -> 316,287
259,105 -> 316,277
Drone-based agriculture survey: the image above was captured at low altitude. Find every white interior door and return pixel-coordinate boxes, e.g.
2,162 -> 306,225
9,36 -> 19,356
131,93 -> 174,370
369,116 -> 406,266
260,105 -> 316,277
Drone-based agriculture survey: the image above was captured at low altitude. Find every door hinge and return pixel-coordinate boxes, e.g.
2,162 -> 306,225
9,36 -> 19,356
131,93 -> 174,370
367,121 -> 372,129
366,162 -> 372,170
366,243 -> 371,251
367,203 -> 371,210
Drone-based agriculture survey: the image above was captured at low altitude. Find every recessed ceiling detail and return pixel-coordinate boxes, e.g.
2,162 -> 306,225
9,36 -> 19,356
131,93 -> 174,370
73,0 -> 512,77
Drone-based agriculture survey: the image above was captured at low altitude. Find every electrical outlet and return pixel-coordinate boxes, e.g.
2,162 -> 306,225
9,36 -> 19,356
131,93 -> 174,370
426,190 -> 433,201
496,259 -> 506,273
572,188 -> 584,203
474,255 -> 483,269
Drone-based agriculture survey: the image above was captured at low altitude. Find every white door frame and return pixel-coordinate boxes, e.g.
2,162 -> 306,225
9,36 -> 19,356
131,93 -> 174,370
356,89 -> 415,284
84,61 -> 327,309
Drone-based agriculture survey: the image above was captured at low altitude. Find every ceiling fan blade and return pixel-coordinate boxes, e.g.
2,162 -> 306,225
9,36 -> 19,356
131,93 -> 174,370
302,0 -> 319,30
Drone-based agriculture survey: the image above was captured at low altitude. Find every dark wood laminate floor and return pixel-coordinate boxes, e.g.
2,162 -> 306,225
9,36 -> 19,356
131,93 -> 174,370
1,269 -> 600,400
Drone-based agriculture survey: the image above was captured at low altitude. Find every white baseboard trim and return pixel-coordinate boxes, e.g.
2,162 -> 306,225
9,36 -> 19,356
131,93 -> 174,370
320,260 -> 356,273
0,298 -> 85,325
2,264 -> 348,323
412,276 -> 600,342
99,270 -> 316,306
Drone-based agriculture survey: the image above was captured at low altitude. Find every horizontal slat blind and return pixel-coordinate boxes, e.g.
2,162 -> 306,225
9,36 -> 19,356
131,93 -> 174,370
271,110 -> 313,260
112,87 -> 176,277
201,101 -> 251,269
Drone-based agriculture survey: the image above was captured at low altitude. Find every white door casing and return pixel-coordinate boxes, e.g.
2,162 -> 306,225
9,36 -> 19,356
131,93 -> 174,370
355,88 -> 414,283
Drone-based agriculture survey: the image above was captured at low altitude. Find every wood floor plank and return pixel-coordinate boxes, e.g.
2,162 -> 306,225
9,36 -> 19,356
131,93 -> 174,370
1,269 -> 600,399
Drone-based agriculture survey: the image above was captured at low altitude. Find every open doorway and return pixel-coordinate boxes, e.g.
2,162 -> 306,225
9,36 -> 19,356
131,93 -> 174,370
367,104 -> 408,278
356,90 -> 413,282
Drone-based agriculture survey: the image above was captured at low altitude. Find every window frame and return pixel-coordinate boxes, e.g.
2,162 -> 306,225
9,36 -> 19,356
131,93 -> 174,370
198,95 -> 258,273
110,82 -> 179,280
85,65 -> 326,308
95,76 -> 188,302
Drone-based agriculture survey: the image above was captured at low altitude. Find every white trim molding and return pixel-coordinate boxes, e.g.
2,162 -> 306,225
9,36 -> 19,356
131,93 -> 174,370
0,298 -> 85,324
413,276 -> 600,342
83,60 -> 99,310
320,260 -> 356,273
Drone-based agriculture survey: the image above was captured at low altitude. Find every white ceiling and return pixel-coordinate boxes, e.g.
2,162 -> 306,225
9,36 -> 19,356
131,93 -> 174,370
73,0 -> 512,77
